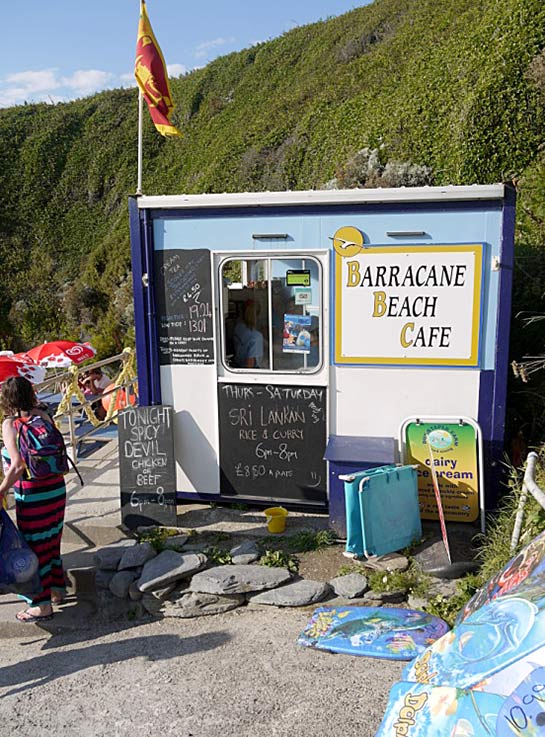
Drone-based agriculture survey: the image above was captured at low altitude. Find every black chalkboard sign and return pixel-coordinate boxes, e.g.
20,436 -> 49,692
118,405 -> 177,529
154,248 -> 214,365
218,383 -> 327,505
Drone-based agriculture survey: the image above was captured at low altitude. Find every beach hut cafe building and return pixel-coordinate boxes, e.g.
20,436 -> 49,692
128,184 -> 515,531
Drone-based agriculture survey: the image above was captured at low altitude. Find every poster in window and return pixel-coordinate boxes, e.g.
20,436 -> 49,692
283,314 -> 311,353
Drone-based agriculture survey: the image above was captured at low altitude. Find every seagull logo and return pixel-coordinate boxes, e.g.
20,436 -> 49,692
330,235 -> 360,250
330,226 -> 365,257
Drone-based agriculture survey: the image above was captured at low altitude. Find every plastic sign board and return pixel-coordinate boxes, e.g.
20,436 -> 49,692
334,236 -> 483,366
404,421 -> 480,523
286,269 -> 310,287
294,287 -> 312,305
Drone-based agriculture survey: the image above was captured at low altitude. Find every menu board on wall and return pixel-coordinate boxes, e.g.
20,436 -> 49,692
218,382 -> 327,505
118,405 -> 177,529
154,248 -> 214,365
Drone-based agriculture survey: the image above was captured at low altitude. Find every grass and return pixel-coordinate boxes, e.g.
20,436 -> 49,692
336,560 -> 430,598
204,546 -> 233,565
367,563 -> 430,599
423,574 -> 482,626
261,529 -> 337,554
259,549 -> 299,574
255,529 -> 336,575
137,527 -> 185,552
336,561 -> 368,577
479,460 -> 545,573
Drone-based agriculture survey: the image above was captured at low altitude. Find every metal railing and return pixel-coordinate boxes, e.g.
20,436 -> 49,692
510,451 -> 545,551
34,348 -> 138,462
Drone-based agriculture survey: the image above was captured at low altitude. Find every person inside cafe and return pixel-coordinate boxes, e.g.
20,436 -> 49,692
232,301 -> 264,369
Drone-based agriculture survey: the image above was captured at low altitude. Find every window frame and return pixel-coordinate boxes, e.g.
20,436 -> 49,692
218,254 -> 324,375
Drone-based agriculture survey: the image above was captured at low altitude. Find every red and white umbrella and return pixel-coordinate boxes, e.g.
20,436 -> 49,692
25,340 -> 97,368
0,357 -> 46,385
12,351 -> 40,364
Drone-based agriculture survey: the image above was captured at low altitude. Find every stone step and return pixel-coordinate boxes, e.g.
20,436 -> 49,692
61,543 -> 98,598
65,566 -> 96,598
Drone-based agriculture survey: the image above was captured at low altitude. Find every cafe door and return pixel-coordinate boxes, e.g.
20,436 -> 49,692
214,251 -> 329,506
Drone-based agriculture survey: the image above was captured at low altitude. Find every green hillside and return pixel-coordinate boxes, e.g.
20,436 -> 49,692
1,0 -> 544,374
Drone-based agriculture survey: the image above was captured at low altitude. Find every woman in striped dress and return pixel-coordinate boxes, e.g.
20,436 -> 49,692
0,376 -> 66,622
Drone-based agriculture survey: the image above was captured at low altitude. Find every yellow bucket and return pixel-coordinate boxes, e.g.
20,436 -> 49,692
264,507 -> 288,534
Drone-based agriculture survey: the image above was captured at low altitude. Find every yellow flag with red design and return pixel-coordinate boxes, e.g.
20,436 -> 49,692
135,0 -> 181,137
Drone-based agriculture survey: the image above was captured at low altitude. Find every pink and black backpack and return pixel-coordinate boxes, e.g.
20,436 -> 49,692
14,415 -> 77,481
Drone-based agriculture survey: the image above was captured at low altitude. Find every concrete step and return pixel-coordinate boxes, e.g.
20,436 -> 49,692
61,542 -> 100,598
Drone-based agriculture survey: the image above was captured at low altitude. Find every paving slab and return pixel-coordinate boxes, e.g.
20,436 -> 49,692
176,503 -> 330,538
0,596 -> 97,639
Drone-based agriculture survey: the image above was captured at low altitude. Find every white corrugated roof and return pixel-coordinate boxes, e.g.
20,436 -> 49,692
136,184 -> 505,209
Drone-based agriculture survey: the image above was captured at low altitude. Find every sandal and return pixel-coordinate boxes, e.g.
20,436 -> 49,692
15,609 -> 54,623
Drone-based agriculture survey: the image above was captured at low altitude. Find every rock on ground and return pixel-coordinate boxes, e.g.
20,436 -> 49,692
248,579 -> 330,607
93,539 -> 137,570
137,551 -> 207,592
329,573 -> 369,599
118,542 -> 156,570
164,592 -> 245,618
190,564 -> 291,595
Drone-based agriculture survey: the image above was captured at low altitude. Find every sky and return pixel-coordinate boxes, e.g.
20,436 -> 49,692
1,1 -> 372,108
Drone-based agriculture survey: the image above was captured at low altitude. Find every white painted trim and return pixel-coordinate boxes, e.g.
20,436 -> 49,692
137,185 -> 505,210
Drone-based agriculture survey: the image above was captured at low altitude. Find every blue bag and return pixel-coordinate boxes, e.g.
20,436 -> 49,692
0,508 -> 40,595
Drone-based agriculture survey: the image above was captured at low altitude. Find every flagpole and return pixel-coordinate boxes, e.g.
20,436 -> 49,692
136,0 -> 144,195
137,89 -> 143,195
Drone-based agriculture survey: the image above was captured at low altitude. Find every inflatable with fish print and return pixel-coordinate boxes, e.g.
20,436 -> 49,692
374,529 -> 545,737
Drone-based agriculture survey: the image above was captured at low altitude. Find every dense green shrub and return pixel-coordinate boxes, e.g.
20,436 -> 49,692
0,0 -> 543,388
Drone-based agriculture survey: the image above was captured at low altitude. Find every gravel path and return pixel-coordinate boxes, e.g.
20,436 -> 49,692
0,607 -> 403,737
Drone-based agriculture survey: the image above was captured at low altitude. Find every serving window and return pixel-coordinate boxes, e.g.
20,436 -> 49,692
220,256 -> 322,373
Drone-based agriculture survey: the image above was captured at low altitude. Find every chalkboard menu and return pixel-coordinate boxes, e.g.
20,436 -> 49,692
118,405 -> 177,529
218,383 -> 327,505
154,248 -> 214,365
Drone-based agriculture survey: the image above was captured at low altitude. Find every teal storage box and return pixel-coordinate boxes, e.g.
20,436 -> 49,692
324,435 -> 397,538
340,465 -> 421,558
